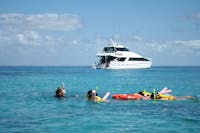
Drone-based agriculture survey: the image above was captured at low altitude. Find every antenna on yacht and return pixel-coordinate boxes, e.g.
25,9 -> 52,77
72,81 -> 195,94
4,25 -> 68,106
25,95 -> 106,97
110,39 -> 114,44
110,39 -> 117,46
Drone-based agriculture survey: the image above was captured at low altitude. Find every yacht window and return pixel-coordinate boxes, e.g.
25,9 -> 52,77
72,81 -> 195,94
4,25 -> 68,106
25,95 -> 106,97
108,56 -> 117,61
100,56 -> 116,64
117,58 -> 126,62
104,47 -> 115,52
128,58 -> 149,61
116,47 -> 129,51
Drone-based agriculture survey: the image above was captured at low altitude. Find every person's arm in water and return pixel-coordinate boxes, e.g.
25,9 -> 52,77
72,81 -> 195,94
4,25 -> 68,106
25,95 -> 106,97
102,92 -> 110,101
175,95 -> 197,100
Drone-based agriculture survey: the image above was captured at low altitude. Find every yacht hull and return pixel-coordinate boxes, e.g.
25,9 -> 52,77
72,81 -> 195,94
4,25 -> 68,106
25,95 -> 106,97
96,61 -> 151,69
109,61 -> 152,69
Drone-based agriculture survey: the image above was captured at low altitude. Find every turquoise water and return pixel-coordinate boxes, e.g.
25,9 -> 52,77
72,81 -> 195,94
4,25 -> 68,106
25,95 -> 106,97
0,66 -> 200,133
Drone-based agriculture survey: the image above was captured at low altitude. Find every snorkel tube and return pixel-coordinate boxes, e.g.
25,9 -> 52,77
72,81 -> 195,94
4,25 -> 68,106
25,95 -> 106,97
151,88 -> 156,100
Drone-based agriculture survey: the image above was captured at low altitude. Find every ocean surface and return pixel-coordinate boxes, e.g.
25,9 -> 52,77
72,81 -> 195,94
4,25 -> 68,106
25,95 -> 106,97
0,66 -> 200,133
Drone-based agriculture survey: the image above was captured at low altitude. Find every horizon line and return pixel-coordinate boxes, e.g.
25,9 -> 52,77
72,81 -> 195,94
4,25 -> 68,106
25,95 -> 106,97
0,65 -> 200,67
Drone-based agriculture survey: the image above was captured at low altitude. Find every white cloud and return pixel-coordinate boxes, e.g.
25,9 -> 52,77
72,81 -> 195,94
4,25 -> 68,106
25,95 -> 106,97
16,31 -> 42,46
178,12 -> 200,32
17,34 -> 26,44
180,12 -> 200,20
190,12 -> 200,19
175,40 -> 200,49
108,36 -> 200,57
0,13 -> 83,47
0,13 -> 82,32
131,35 -> 144,41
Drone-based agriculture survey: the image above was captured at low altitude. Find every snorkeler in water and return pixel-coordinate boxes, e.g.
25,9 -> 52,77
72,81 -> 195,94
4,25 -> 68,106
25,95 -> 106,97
136,87 -> 196,101
87,89 -> 110,102
55,83 -> 66,97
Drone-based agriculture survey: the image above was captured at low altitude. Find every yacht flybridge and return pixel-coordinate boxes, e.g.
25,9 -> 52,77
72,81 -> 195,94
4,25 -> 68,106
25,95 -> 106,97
92,40 -> 152,69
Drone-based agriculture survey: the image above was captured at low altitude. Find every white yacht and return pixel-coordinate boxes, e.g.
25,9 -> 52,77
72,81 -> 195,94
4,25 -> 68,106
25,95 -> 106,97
92,40 -> 152,69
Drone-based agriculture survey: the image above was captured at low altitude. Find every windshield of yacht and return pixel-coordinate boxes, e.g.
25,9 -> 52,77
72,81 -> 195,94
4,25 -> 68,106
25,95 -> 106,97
103,47 -> 129,52
116,47 -> 129,51
103,47 -> 115,52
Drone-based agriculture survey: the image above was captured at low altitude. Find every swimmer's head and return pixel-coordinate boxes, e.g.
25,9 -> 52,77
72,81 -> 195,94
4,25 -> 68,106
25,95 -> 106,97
138,91 -> 151,97
55,87 -> 65,97
87,90 -> 98,100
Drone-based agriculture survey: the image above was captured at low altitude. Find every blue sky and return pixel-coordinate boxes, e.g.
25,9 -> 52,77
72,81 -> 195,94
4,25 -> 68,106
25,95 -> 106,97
0,0 -> 200,66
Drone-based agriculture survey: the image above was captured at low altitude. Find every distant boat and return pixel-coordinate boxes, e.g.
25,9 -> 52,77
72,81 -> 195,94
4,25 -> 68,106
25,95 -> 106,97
92,40 -> 152,69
